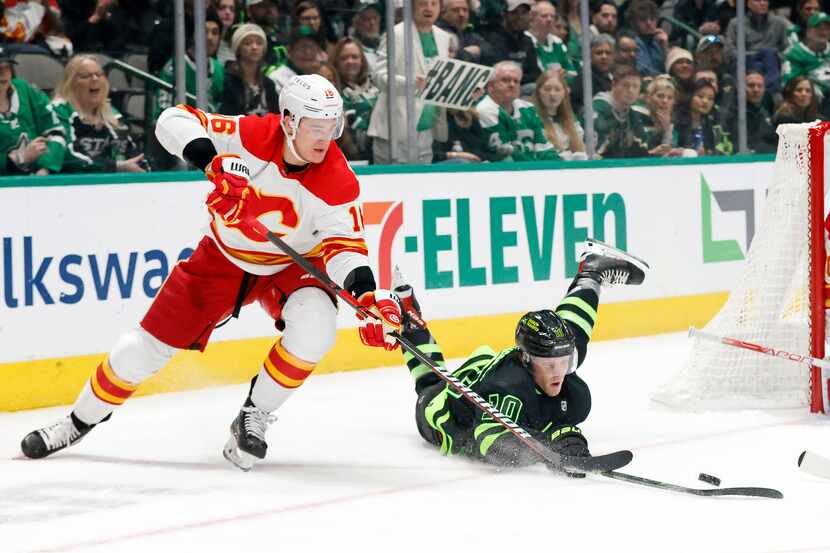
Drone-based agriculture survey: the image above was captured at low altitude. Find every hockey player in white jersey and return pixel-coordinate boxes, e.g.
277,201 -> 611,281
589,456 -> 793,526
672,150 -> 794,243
20,74 -> 402,471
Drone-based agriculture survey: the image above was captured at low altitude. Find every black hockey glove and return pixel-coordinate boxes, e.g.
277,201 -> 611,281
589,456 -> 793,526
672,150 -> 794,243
547,425 -> 590,478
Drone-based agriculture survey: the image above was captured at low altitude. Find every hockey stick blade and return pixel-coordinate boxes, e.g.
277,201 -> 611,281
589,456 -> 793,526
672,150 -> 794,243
602,471 -> 784,499
798,450 -> 830,480
259,229 -> 632,476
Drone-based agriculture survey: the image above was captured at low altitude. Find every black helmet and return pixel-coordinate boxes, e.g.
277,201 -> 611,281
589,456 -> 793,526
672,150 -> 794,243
515,310 -> 575,358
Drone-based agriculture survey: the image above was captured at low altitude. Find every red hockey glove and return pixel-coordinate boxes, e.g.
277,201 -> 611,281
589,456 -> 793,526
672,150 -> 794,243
357,290 -> 402,351
205,154 -> 258,232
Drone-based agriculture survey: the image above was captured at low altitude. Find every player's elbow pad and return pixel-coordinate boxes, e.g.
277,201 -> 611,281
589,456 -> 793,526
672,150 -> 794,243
183,138 -> 219,171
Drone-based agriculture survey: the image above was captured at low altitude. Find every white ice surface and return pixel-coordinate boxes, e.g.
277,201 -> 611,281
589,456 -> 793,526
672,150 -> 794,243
2,332 -> 830,553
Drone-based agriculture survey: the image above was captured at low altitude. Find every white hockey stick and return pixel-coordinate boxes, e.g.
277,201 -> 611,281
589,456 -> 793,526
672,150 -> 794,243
798,450 -> 830,479
688,327 -> 830,369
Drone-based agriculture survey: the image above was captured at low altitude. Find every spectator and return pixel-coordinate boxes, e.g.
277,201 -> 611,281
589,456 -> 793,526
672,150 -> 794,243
213,0 -> 238,64
590,0 -> 618,37
350,1 -> 382,67
333,37 -> 379,162
486,0 -> 541,87
267,25 -> 323,94
2,0 -> 70,55
772,74 -> 820,125
552,13 -> 570,43
558,0 -> 584,65
591,64 -> 650,158
676,78 -> 732,155
432,108 -> 491,162
782,12 -> 830,110
634,74 -> 688,156
314,62 -> 338,85
534,68 -> 586,159
247,0 -> 288,72
50,54 -> 146,173
437,0 -> 496,65
0,47 -> 63,175
149,0 -> 197,75
670,0 -> 720,49
571,32 -> 614,109
59,0 -> 131,55
695,34 -> 735,100
724,0 -> 789,94
219,23 -> 278,116
291,0 -> 330,62
788,0 -> 821,45
153,7 -> 224,120
629,0 -> 668,77
475,61 -> 559,161
615,28 -> 639,65
723,70 -> 777,152
527,0 -> 577,82
367,0 -> 451,164
666,47 -> 695,107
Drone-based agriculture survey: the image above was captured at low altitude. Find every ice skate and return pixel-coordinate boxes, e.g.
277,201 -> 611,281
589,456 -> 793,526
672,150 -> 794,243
20,413 -> 94,459
578,239 -> 649,286
223,398 -> 276,472
391,266 -> 426,331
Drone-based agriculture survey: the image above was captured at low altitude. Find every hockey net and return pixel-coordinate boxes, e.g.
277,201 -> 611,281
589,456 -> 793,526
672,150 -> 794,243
653,122 -> 829,412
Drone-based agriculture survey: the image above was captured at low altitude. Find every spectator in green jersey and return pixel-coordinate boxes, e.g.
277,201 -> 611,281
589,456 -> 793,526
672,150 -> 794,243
50,55 -> 146,173
267,25 -> 325,94
782,12 -> 830,111
0,47 -> 64,175
526,0 -> 577,83
591,64 -> 650,158
153,6 -> 225,120
475,60 -> 560,161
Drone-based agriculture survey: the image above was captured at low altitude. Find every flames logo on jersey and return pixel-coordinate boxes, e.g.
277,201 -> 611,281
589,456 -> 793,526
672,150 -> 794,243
223,190 -> 300,242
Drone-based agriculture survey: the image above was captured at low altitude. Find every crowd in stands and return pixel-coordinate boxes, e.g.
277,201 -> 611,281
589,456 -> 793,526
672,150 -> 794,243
0,0 -> 826,173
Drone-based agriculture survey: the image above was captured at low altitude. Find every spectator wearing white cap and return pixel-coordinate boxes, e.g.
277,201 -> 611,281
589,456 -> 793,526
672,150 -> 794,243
367,0 -> 451,164
665,47 -> 694,108
486,0 -> 541,87
220,23 -> 279,116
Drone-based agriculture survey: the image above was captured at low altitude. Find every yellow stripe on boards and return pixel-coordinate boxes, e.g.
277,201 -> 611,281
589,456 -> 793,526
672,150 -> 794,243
0,292 -> 728,411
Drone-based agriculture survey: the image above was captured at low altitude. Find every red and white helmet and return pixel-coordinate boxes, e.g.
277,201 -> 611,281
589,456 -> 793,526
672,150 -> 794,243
279,74 -> 344,141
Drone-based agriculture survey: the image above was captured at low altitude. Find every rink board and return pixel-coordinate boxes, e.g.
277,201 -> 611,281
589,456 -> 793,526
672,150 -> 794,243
0,156 -> 773,410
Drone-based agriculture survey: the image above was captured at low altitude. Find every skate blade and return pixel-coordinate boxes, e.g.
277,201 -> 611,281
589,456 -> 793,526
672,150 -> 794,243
223,437 -> 255,472
583,238 -> 650,272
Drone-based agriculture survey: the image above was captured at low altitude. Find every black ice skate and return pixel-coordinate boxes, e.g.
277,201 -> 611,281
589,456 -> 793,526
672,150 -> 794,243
392,266 -> 426,331
223,398 -> 276,471
578,239 -> 649,286
20,413 -> 94,459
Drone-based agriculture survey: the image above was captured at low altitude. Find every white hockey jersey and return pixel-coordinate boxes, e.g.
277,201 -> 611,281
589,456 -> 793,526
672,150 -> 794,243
155,105 -> 369,288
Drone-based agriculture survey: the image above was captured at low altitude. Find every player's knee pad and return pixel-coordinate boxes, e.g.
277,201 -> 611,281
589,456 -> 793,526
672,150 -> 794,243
109,328 -> 178,384
280,287 -> 337,363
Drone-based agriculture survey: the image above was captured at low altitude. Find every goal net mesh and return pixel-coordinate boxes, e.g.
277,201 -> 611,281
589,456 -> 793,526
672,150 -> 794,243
652,123 -> 818,410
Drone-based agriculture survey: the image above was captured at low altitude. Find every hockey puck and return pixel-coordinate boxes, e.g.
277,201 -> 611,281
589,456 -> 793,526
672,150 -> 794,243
698,473 -> 721,487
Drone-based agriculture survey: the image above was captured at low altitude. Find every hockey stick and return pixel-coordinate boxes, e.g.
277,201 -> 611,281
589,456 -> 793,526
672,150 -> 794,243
688,327 -> 830,369
798,450 -> 830,480
257,228 -> 631,474
602,471 -> 783,498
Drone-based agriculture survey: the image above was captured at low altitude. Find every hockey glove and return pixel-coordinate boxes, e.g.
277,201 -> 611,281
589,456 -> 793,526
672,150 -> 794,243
548,425 -> 590,478
357,290 -> 402,351
205,154 -> 258,231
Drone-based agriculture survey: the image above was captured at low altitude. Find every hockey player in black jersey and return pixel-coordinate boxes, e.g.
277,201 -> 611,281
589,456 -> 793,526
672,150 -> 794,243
394,239 -> 649,473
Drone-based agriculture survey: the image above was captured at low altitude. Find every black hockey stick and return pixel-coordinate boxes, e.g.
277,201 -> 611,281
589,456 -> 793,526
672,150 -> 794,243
601,471 -> 783,499
259,229 -> 631,474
